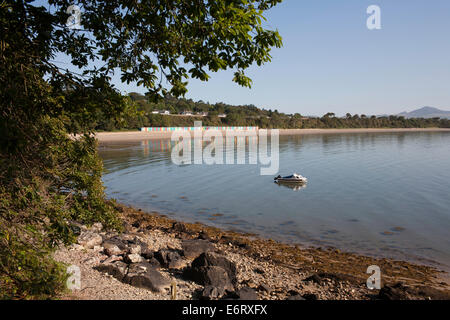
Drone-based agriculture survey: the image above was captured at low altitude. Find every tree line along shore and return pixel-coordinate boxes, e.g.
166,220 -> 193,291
92,93 -> 450,132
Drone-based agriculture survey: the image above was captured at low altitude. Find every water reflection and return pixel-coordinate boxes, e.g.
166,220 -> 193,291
274,181 -> 307,191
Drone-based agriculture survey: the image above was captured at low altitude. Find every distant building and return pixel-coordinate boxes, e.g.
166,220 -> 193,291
151,110 -> 170,115
218,114 -> 227,118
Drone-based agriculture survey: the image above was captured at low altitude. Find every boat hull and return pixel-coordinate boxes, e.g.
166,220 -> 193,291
274,178 -> 307,183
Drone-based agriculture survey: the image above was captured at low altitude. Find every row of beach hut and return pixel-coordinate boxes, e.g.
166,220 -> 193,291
140,126 -> 259,132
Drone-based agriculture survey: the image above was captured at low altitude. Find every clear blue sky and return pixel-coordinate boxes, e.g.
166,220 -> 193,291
54,0 -> 450,116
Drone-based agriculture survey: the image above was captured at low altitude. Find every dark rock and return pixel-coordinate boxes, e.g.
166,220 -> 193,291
302,293 -> 318,300
221,290 -> 239,300
114,234 -> 149,250
102,237 -> 129,256
219,235 -> 233,244
302,272 -> 350,285
198,231 -> 212,241
234,240 -> 250,249
131,221 -> 140,228
190,252 -> 237,285
154,249 -> 186,269
287,294 -> 306,300
126,262 -> 151,274
114,204 -> 124,213
303,274 -> 323,285
254,267 -> 265,275
219,236 -> 250,249
235,287 -> 258,300
124,262 -> 170,293
136,241 -> 150,253
378,283 -> 410,300
173,222 -> 187,233
94,261 -> 128,281
204,267 -> 233,289
181,239 -> 215,260
139,251 -> 161,267
178,233 -> 193,240
184,266 -> 234,290
141,247 -> 154,260
222,287 -> 258,300
257,284 -> 272,293
200,286 -> 226,300
70,224 -> 82,236
147,257 -> 161,268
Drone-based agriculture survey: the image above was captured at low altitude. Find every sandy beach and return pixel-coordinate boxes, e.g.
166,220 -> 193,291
96,128 -> 450,143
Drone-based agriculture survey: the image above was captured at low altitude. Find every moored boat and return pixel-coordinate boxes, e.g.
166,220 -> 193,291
274,173 -> 308,183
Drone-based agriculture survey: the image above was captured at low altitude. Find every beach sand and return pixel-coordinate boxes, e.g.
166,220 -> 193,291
96,128 -> 450,143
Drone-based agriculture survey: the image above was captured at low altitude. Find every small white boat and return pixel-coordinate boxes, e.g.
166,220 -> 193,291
274,173 -> 308,183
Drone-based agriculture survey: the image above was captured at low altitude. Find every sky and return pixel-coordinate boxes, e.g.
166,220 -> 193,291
52,0 -> 450,116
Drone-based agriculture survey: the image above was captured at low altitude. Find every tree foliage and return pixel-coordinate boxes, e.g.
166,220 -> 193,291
0,0 -> 283,298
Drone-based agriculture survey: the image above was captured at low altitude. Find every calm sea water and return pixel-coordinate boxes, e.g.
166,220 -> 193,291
99,132 -> 450,270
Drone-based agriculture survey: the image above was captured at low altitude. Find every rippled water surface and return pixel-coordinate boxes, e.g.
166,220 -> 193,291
99,132 -> 450,270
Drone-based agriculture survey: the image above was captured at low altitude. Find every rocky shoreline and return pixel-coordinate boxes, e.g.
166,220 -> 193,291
55,204 -> 450,300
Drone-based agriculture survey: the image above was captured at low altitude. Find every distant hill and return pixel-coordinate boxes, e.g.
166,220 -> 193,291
398,107 -> 450,119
